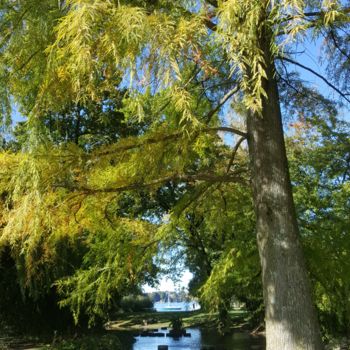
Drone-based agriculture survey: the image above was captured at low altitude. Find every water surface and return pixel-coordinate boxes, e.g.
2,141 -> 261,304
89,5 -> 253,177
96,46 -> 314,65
130,328 -> 265,350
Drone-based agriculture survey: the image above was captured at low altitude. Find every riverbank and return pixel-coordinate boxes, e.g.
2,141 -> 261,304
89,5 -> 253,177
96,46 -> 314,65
106,309 -> 249,332
0,310 -> 249,350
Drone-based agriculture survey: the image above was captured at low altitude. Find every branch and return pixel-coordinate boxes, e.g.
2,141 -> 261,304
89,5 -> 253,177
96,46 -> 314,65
205,86 -> 239,122
210,127 -> 247,138
70,172 -> 244,195
278,56 -> 350,104
141,239 -> 162,254
303,7 -> 350,18
95,127 -> 247,157
203,18 -> 217,31
205,0 -> 218,8
173,183 -> 212,217
277,70 -> 333,107
280,7 -> 350,23
95,133 -> 184,156
226,136 -> 246,173
0,8 -> 28,35
183,8 -> 216,32
329,29 -> 350,61
277,7 -> 350,36
13,48 -> 41,74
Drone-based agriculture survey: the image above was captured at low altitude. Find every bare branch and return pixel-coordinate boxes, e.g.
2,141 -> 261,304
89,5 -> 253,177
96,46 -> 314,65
328,29 -> 350,61
210,127 -> 247,138
278,56 -> 350,104
205,86 -> 239,122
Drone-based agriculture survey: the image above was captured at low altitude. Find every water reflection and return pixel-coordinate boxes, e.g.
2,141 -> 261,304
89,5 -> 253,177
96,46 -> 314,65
132,328 -> 265,350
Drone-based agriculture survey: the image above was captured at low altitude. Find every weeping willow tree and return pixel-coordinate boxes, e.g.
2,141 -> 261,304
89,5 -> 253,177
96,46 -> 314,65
1,0 -> 350,348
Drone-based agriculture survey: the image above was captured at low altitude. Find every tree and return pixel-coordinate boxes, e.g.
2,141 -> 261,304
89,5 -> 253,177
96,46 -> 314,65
0,101 -> 155,329
1,0 -> 350,348
0,87 -> 165,327
287,114 -> 350,339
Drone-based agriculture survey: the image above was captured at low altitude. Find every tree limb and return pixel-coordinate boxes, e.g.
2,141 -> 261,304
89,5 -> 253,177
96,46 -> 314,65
280,7 -> 350,23
205,0 -> 218,8
69,172 -> 244,195
211,127 -> 247,137
94,126 -> 247,157
203,18 -> 217,31
13,48 -> 41,74
226,136 -> 246,173
303,8 -> 350,18
205,86 -> 239,123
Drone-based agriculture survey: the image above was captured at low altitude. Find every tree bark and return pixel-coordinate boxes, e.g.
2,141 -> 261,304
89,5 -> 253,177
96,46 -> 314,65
246,32 -> 324,349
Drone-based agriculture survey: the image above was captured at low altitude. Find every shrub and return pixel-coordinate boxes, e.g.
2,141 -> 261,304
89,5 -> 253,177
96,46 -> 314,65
48,334 -> 123,350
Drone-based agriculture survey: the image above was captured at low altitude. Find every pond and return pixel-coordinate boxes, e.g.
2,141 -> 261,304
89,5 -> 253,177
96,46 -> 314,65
117,328 -> 265,350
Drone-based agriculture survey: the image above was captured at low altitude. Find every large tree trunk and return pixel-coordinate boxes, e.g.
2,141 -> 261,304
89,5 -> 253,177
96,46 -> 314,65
246,34 -> 324,349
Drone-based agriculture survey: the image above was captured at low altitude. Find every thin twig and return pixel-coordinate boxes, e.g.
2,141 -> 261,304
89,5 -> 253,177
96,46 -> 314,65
329,29 -> 350,61
278,56 -> 350,104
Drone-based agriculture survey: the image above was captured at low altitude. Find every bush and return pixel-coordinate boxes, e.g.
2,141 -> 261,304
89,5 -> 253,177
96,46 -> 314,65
48,334 -> 123,350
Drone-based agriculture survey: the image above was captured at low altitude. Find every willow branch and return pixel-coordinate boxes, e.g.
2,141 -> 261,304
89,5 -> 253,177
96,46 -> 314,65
13,48 -> 41,74
70,172 -> 244,195
141,239 -> 162,254
95,126 -> 247,157
184,8 -> 216,31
